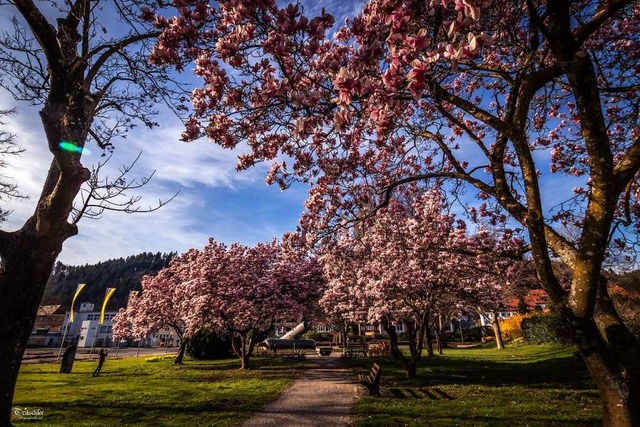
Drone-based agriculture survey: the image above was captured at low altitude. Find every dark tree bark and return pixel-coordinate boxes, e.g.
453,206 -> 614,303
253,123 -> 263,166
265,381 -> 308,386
485,311 -> 504,350
230,330 -> 259,370
0,1 -> 183,424
425,325 -> 434,356
173,339 -> 188,365
382,315 -> 426,379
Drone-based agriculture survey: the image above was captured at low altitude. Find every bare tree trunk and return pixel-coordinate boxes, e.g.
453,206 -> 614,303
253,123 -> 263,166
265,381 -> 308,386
425,324 -> 434,356
403,359 -> 418,378
240,338 -> 251,370
569,280 -> 640,427
0,129 -> 87,427
0,230 -> 68,426
490,312 -> 504,350
230,332 -> 252,370
435,315 -> 445,355
173,339 -> 188,365
382,317 -> 422,379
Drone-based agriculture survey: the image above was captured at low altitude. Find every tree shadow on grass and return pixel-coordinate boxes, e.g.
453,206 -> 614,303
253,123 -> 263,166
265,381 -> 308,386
355,352 -> 595,391
423,354 -> 594,390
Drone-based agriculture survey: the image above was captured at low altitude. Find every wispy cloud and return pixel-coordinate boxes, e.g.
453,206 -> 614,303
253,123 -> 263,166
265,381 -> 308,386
0,97 -> 306,266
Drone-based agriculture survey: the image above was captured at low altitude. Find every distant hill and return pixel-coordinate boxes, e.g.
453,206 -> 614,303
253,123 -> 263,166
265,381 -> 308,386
42,252 -> 175,310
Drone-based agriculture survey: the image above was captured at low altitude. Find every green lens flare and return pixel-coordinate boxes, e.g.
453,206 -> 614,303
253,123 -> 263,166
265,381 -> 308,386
58,141 -> 90,155
59,141 -> 82,153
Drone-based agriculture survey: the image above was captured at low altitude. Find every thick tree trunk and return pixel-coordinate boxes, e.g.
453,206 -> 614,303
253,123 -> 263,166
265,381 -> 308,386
425,325 -> 434,357
490,312 -> 504,350
582,351 -> 640,427
382,317 -> 423,379
173,340 -> 188,365
570,281 -> 640,427
240,349 -> 251,370
403,359 -> 418,379
0,231 -> 66,427
230,332 -> 252,370
383,318 -> 403,360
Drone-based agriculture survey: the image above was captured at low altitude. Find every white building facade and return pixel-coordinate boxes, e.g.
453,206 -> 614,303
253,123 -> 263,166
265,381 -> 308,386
60,302 -> 118,348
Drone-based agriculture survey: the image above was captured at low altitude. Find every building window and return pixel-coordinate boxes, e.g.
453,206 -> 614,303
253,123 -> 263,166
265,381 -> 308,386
394,324 -> 404,333
100,326 -> 108,333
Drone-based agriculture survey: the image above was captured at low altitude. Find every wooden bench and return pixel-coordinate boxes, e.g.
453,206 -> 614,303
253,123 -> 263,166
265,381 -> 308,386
358,362 -> 381,396
316,346 -> 332,356
345,342 -> 367,358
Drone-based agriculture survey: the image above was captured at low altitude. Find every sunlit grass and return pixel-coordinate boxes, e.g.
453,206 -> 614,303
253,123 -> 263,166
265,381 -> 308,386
13,356 -> 304,426
347,344 -> 601,426
13,345 -> 603,426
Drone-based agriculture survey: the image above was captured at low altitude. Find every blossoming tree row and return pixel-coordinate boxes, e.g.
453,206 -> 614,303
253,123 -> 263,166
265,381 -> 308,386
114,237 -> 324,369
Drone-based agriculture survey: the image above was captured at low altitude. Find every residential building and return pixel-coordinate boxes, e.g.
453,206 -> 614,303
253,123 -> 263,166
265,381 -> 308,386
60,302 -> 118,348
479,289 -> 551,327
28,305 -> 68,347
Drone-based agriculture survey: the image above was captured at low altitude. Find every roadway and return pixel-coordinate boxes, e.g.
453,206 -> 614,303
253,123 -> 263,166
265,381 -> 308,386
22,346 -> 179,364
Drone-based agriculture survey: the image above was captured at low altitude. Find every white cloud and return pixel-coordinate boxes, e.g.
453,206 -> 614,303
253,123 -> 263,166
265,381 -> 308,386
0,97 -> 304,266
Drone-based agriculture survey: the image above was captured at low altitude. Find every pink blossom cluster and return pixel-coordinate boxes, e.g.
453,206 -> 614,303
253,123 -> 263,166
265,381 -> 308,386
113,236 -> 325,362
319,186 -> 528,330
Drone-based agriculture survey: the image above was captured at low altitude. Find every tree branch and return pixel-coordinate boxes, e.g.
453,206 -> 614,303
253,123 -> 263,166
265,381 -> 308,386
12,0 -> 60,70
575,0 -> 634,46
613,135 -> 640,193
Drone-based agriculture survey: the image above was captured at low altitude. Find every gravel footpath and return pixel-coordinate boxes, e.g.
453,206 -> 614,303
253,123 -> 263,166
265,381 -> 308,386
242,354 -> 363,427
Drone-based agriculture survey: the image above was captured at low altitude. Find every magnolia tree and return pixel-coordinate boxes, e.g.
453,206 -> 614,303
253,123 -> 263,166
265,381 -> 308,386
205,239 -> 325,368
128,238 -> 324,369
362,190 -> 469,378
456,228 -> 531,350
321,188 -> 476,378
319,234 -> 372,351
152,1 -> 640,423
116,238 -> 323,369
112,249 -> 201,364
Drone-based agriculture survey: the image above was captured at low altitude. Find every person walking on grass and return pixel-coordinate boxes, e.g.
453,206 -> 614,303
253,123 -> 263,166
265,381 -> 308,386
93,348 -> 108,377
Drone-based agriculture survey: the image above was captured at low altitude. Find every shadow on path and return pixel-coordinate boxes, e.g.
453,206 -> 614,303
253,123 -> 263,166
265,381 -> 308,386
242,354 -> 362,427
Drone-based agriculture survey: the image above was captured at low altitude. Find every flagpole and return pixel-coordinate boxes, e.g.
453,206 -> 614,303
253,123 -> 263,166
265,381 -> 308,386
57,283 -> 86,361
91,287 -> 117,359
56,321 -> 69,361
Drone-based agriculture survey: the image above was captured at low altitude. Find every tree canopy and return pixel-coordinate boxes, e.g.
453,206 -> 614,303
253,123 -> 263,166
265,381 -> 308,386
151,1 -> 640,425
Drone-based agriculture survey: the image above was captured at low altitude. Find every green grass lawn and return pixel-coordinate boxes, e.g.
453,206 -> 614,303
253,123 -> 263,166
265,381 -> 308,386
347,344 -> 601,426
13,345 -> 602,426
13,355 -> 305,427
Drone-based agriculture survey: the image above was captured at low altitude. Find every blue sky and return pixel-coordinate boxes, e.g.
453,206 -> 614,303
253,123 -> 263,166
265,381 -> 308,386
0,96 -> 312,265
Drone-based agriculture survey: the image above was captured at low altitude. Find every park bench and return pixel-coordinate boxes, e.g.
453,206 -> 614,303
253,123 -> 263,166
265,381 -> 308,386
358,362 -> 381,396
344,342 -> 367,358
316,346 -> 332,356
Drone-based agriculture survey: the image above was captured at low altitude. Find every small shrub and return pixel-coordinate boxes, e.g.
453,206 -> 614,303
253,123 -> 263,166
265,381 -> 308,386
521,308 -> 573,345
500,313 -> 535,341
145,355 -> 174,363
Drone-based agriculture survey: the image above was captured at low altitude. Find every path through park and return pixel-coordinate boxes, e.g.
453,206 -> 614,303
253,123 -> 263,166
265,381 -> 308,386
242,354 -> 362,427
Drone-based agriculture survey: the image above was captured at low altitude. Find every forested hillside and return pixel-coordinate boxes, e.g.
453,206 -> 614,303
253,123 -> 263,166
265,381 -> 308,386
42,252 -> 175,310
